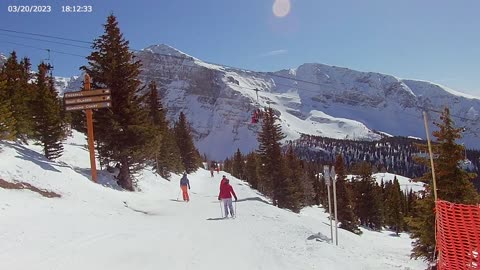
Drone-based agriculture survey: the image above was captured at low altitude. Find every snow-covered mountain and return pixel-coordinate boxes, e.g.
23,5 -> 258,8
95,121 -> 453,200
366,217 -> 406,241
64,44 -> 480,160
53,76 -> 77,96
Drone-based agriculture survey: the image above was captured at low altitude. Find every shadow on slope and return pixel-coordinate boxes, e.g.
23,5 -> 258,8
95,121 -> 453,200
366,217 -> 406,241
307,232 -> 331,242
4,142 -> 62,173
206,217 -> 227,221
169,199 -> 188,203
72,166 -> 124,191
123,201 -> 156,215
236,196 -> 270,205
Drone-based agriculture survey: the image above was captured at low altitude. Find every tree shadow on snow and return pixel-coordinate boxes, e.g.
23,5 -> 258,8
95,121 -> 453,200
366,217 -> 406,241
66,143 -> 88,150
7,143 -> 61,173
236,197 -> 271,205
72,166 -> 92,179
72,166 -> 124,191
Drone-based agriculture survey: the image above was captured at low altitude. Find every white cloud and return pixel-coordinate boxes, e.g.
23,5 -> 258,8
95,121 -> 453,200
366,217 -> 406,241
259,49 -> 288,57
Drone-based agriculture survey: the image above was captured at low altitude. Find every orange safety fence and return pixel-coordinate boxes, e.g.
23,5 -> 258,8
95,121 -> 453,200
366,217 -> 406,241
436,200 -> 480,270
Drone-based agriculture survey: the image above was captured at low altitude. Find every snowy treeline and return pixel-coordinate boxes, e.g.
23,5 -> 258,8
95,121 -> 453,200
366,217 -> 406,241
290,135 -> 480,189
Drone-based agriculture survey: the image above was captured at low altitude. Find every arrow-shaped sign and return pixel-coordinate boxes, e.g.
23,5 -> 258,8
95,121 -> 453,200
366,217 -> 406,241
64,95 -> 111,105
64,89 -> 111,98
65,102 -> 111,112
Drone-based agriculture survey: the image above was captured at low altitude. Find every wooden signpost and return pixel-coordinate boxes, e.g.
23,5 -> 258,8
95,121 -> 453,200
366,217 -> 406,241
63,74 -> 111,183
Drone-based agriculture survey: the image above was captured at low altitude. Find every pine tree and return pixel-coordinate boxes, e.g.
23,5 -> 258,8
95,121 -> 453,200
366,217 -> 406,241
0,72 -> 16,141
403,188 -> 418,232
164,128 -> 184,173
81,15 -> 158,190
316,173 -> 327,206
32,63 -> 64,160
406,188 -> 417,217
301,162 -> 317,206
257,108 -> 288,207
2,52 -> 35,141
371,182 -> 385,229
409,107 -> 479,261
232,148 -> 244,179
335,154 -> 360,234
244,152 -> 260,189
385,176 -> 403,235
174,112 -> 201,173
145,81 -> 183,178
146,81 -> 166,128
70,110 -> 87,133
145,80 -> 164,174
382,179 -> 391,223
352,162 -> 383,230
284,144 -> 304,212
223,157 -> 232,174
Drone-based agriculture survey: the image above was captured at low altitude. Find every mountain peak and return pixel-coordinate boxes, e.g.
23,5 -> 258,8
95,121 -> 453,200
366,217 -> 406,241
142,44 -> 195,60
139,44 -> 224,71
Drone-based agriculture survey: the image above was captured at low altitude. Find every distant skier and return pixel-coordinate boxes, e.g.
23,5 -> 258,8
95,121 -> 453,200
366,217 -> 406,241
218,177 -> 238,218
216,166 -> 220,174
180,172 -> 191,202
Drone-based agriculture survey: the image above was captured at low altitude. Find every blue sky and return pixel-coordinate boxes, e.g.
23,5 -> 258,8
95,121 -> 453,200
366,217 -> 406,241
0,0 -> 479,96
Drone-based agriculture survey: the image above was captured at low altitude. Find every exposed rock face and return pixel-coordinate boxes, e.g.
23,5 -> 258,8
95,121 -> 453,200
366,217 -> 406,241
62,45 -> 480,160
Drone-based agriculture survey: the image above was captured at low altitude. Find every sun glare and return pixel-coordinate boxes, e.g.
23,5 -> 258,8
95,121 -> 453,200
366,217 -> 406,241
272,0 -> 291,18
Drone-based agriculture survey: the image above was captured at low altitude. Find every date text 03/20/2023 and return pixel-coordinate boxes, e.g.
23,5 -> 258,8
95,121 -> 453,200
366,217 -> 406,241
7,5 -> 93,13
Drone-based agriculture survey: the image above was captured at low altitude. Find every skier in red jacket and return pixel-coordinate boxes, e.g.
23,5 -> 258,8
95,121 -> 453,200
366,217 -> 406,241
218,177 -> 237,218
220,175 -> 228,187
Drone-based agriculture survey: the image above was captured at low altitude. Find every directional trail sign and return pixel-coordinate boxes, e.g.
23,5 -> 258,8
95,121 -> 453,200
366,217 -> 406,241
62,75 -> 111,183
64,95 -> 111,105
63,89 -> 111,112
64,102 -> 111,112
64,89 -> 110,98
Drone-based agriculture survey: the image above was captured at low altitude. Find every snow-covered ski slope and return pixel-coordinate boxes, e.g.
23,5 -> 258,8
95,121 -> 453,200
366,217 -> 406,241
0,131 -> 426,270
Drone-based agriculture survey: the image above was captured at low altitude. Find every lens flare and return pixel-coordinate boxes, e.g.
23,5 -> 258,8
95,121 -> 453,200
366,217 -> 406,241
272,0 -> 291,18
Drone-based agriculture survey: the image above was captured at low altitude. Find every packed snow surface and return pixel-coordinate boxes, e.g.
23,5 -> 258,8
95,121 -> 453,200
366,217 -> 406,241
0,131 -> 427,270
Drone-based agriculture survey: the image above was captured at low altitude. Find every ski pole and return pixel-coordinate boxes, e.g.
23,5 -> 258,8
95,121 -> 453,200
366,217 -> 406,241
235,201 -> 237,218
219,200 -> 223,218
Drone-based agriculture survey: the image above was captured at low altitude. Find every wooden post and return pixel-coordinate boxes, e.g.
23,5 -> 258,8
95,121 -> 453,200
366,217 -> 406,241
423,111 -> 437,201
423,110 -> 440,267
85,74 -> 97,182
